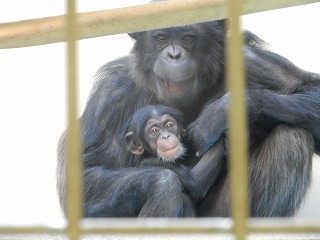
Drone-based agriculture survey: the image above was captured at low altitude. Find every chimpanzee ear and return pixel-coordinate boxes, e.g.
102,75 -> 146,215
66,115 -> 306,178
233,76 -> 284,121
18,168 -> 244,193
128,32 -> 144,41
125,131 -> 145,155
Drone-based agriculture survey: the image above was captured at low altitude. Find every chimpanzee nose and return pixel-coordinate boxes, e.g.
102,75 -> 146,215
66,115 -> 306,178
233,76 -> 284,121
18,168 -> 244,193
168,46 -> 181,60
162,134 -> 170,139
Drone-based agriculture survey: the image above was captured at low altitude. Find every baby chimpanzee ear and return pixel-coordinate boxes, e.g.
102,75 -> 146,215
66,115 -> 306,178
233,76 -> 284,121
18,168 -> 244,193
125,131 -> 145,155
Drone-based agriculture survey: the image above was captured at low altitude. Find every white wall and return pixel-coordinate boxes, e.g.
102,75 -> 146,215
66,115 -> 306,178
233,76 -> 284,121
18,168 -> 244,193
0,1 -> 319,226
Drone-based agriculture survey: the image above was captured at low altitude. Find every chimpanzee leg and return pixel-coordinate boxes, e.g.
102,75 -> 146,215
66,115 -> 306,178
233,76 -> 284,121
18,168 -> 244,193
198,125 -> 314,217
249,124 -> 314,217
83,167 -> 184,217
182,193 -> 197,217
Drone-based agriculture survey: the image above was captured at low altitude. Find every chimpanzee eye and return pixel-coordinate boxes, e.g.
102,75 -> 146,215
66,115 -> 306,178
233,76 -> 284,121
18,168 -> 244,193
183,34 -> 195,42
166,122 -> 175,129
150,127 -> 160,135
155,33 -> 168,42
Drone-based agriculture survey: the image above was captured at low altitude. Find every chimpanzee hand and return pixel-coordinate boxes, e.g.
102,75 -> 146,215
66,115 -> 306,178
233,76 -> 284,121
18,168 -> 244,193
188,93 -> 229,157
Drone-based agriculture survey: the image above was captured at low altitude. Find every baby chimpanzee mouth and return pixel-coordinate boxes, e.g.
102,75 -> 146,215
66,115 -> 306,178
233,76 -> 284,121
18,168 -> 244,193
159,145 -> 180,161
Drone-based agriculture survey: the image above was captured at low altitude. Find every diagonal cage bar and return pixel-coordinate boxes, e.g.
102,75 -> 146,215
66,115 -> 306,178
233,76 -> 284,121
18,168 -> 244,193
0,0 -> 319,49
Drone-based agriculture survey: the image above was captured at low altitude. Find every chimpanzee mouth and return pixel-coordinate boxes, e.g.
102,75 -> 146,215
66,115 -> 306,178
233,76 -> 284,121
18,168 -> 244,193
162,79 -> 191,96
160,145 -> 181,160
158,143 -> 186,163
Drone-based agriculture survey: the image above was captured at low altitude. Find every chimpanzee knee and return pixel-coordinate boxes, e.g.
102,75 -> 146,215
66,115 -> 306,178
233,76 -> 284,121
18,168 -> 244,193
82,167 -> 183,217
139,169 -> 184,217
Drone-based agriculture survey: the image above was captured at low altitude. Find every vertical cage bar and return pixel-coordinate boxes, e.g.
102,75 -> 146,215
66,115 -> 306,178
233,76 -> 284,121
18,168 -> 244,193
227,0 -> 249,240
66,0 -> 82,240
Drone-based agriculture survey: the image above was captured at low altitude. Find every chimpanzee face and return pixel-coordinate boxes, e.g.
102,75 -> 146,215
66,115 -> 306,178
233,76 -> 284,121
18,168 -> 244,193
143,114 -> 183,160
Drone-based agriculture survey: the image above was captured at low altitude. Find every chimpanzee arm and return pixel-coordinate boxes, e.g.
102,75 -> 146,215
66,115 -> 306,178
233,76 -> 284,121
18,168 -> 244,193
248,88 -> 320,151
138,157 -> 164,167
136,140 -> 225,202
189,86 -> 320,157
189,35 -> 320,156
188,94 -> 229,157
168,139 -> 226,202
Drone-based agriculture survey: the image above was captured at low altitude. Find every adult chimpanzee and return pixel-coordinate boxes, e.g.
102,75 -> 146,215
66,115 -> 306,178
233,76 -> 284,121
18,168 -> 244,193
125,104 -> 226,216
57,15 -> 320,217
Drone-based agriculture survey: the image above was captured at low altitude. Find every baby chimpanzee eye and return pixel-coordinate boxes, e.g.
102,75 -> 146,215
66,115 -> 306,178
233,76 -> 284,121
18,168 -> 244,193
150,127 -> 160,135
166,122 -> 175,129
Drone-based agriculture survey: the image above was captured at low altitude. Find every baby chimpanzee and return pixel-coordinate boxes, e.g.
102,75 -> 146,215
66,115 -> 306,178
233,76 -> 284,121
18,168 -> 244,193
125,104 -> 187,166
125,105 -> 226,216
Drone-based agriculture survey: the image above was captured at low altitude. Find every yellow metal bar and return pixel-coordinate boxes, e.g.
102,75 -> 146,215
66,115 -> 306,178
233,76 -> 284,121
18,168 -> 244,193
66,0 -> 82,240
227,0 -> 249,239
1,218 -> 320,234
248,218 -> 320,233
81,218 -> 233,234
0,0 -> 319,49
0,226 -> 65,234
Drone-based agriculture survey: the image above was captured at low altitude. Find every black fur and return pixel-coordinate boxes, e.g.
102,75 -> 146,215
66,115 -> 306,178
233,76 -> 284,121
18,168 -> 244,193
125,105 -> 226,217
57,19 -> 320,217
